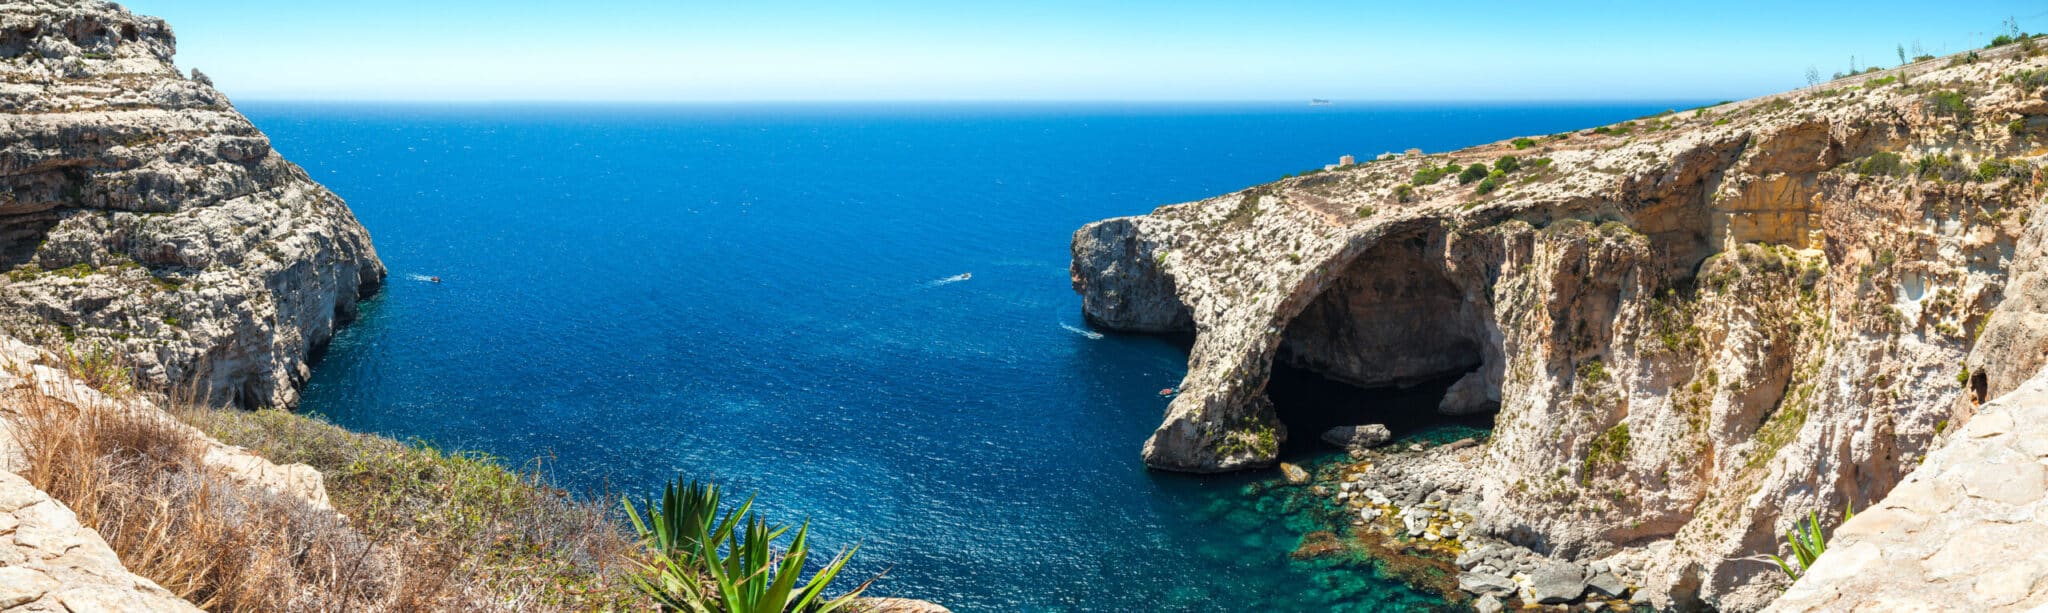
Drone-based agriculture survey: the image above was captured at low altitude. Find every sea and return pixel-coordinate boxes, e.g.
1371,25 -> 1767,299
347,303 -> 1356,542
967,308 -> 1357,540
248,101 -> 1695,612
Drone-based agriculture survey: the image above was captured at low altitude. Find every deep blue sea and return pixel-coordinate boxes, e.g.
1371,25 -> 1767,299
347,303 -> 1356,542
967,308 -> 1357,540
247,101 -> 1690,612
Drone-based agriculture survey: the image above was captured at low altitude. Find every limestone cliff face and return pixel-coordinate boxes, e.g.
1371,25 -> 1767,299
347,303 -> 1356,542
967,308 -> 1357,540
1073,45 -> 2048,610
1769,367 -> 2048,612
0,0 -> 385,409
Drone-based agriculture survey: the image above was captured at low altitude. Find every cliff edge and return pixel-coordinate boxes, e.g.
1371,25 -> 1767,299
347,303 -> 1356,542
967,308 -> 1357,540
0,0 -> 385,410
1074,41 -> 2048,610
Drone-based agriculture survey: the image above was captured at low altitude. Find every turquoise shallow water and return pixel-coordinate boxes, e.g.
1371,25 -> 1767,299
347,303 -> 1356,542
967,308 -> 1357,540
255,101 -> 1691,611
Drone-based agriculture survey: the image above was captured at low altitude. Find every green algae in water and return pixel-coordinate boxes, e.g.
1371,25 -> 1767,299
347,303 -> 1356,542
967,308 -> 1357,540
1158,451 -> 1459,612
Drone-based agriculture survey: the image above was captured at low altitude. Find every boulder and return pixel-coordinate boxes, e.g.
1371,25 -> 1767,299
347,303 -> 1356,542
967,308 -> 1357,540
1278,462 -> 1310,484
1473,594 -> 1503,613
1527,560 -> 1588,604
1437,370 -> 1498,415
1320,424 -> 1392,450
1586,571 -> 1628,598
1458,572 -> 1517,597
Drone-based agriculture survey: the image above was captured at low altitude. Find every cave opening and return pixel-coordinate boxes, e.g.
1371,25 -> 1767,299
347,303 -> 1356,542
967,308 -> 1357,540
1263,231 -> 1498,459
1266,362 -> 1493,458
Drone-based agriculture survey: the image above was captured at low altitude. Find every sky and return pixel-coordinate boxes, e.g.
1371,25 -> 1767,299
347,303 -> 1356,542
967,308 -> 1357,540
121,0 -> 2048,102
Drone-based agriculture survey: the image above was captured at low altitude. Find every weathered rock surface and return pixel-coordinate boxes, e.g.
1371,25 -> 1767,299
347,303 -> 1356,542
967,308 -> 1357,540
1072,41 -> 2048,610
1527,559 -> 1589,604
1769,368 -> 2048,611
0,0 -> 384,409
0,335 -> 332,511
1458,571 -> 1517,597
0,468 -> 201,612
1319,423 -> 1391,450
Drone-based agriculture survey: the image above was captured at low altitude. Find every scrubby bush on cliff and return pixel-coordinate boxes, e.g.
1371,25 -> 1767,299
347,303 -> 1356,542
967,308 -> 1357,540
1475,171 -> 1503,195
1456,164 -> 1489,185
1410,164 -> 1456,186
1851,151 -> 1906,177
1492,155 -> 1520,173
1915,153 -> 1970,182
1977,158 -> 2034,182
183,406 -> 642,610
1924,90 -> 1971,120
623,478 -> 867,612
1510,137 -> 1536,150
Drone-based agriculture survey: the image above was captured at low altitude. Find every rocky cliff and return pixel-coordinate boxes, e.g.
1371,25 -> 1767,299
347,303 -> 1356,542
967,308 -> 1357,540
0,0 -> 385,409
1073,42 -> 2048,609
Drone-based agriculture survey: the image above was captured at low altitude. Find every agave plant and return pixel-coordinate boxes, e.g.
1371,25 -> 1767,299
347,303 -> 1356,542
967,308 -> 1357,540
626,479 -> 753,566
1767,504 -> 1855,586
624,478 -> 867,613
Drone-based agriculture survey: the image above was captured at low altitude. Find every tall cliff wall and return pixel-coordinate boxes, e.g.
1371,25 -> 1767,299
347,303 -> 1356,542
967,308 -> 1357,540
0,0 -> 385,409
1073,44 -> 2048,610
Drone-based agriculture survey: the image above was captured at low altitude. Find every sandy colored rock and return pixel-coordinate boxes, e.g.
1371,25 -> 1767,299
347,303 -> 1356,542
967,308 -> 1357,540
1771,369 -> 2048,611
0,470 -> 199,612
0,0 -> 384,410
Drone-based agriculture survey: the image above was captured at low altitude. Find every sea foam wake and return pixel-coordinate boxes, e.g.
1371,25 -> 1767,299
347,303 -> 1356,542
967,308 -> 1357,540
1061,322 -> 1104,340
925,273 -> 971,287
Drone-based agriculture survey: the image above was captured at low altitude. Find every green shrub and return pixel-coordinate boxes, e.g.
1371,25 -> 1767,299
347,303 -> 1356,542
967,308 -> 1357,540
1493,156 -> 1520,173
1916,153 -> 1968,181
1475,176 -> 1500,194
1392,184 -> 1414,203
1977,158 -> 2033,182
1510,137 -> 1537,150
2010,69 -> 2048,91
1457,164 -> 1489,185
1577,358 -> 1609,386
1410,164 -> 1455,186
1925,90 -> 1971,120
1863,75 -> 1897,90
1851,151 -> 1906,177
1582,422 -> 1631,477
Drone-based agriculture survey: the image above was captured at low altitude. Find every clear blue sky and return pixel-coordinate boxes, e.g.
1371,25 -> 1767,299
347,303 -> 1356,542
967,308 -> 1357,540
121,0 -> 2048,102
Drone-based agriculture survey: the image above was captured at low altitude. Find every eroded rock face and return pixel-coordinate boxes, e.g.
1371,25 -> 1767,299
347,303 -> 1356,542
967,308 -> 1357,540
1769,369 -> 2048,611
0,0 -> 385,409
1073,44 -> 2048,610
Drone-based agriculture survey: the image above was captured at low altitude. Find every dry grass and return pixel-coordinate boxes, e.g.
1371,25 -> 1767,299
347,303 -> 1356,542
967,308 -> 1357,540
179,406 -> 645,610
12,390 -> 405,611
6,347 -> 644,611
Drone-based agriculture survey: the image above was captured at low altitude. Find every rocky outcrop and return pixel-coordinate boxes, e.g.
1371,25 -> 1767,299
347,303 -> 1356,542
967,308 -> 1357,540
1769,368 -> 2048,611
0,335 -> 333,511
1320,424 -> 1391,450
0,468 -> 201,612
1072,43 -> 2048,610
0,0 -> 385,409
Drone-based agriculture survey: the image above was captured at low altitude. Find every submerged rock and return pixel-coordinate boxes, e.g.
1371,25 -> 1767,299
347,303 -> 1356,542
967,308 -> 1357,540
1278,462 -> 1310,484
1320,424 -> 1392,450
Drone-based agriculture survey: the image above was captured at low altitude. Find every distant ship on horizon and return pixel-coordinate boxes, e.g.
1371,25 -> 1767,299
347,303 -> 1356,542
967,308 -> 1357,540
1308,98 -> 1333,106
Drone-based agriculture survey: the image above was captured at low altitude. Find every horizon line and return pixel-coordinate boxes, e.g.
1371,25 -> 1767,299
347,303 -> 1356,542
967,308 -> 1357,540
230,97 -> 1727,106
